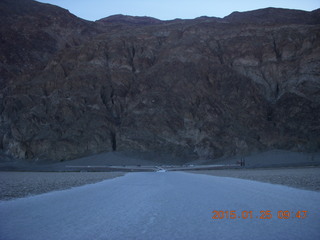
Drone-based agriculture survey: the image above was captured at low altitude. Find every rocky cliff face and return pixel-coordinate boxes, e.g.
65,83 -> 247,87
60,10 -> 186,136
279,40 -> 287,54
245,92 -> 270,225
1,1 -> 319,162
0,0 -> 100,88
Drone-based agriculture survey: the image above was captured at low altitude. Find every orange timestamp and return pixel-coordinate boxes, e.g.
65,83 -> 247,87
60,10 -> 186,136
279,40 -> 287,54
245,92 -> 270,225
212,210 -> 308,220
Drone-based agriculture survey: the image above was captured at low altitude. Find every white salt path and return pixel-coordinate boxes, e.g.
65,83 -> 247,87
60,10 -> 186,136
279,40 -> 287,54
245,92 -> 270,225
0,172 -> 319,240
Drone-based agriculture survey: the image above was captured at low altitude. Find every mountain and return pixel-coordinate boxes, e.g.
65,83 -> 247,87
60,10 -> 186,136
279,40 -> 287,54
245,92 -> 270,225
97,14 -> 163,25
0,0 -> 100,88
0,1 -> 319,162
224,7 -> 320,25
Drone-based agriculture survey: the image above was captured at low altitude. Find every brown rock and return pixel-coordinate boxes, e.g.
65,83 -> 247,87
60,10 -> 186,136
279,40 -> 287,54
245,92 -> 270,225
0,1 -> 319,162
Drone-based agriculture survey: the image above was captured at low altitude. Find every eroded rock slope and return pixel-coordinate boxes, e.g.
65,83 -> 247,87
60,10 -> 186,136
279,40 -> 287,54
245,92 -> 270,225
1,1 -> 319,161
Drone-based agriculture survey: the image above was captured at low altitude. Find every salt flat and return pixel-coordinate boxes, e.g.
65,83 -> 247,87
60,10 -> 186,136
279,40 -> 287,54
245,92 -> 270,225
1,172 -> 319,240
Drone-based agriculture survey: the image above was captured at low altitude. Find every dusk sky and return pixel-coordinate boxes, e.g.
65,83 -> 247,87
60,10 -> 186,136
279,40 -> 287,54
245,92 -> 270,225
36,0 -> 320,21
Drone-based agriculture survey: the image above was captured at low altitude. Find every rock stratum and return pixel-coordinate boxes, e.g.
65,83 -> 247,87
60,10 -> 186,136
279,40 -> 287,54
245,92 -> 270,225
0,0 -> 319,162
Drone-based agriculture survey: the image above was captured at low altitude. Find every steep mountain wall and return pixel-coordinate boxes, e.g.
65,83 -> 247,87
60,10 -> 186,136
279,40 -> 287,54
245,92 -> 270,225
1,1 -> 319,161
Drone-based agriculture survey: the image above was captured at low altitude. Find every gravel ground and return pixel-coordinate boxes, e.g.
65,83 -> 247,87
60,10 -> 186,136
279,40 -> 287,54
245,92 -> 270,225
190,166 -> 320,192
0,172 -> 125,201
